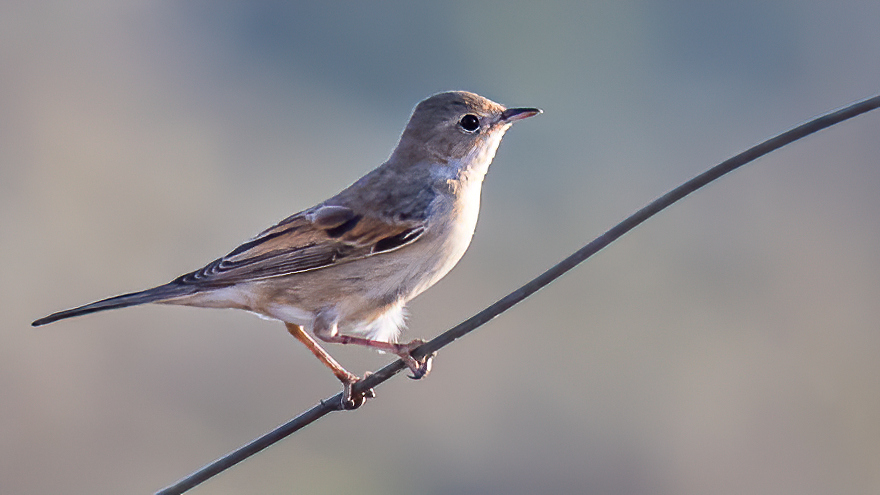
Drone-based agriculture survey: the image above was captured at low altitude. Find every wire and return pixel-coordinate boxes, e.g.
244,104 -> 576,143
156,94 -> 880,495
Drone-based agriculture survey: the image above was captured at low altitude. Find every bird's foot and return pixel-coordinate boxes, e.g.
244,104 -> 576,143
340,372 -> 376,410
395,339 -> 435,380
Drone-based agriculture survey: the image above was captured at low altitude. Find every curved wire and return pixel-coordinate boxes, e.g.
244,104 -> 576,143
157,94 -> 880,495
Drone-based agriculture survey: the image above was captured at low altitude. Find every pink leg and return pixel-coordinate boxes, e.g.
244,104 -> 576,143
285,322 -> 373,408
313,312 -> 434,379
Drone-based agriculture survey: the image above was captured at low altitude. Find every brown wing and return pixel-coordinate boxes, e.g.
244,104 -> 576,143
171,206 -> 425,287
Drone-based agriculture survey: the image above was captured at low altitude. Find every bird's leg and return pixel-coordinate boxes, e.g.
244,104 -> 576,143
284,322 -> 374,409
312,318 -> 434,380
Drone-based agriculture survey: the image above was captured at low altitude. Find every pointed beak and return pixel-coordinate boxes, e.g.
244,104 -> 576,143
500,107 -> 542,123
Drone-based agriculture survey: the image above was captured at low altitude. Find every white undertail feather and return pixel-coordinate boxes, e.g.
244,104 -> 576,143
359,302 -> 408,343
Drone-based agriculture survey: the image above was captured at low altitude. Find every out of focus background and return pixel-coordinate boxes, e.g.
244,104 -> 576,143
3,3 -> 879,494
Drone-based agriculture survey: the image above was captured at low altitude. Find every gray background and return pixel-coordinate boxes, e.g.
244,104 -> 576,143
3,2 -> 879,494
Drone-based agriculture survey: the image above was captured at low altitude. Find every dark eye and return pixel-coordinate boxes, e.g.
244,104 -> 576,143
459,114 -> 480,132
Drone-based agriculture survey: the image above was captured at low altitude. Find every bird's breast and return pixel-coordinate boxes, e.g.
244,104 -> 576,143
398,178 -> 483,298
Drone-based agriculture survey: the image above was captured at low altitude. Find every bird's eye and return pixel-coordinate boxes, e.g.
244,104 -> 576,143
458,114 -> 480,132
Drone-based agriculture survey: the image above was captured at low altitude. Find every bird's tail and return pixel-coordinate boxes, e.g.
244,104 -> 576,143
32,283 -> 195,327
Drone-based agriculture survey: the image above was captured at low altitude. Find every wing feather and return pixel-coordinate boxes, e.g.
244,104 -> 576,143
172,206 -> 425,287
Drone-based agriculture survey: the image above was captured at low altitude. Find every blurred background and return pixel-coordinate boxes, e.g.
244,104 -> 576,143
3,2 -> 879,494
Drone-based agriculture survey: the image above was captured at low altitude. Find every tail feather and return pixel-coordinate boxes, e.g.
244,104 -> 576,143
32,284 -> 194,326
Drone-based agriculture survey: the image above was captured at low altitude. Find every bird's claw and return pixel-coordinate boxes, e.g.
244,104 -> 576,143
396,339 -> 436,380
340,373 -> 376,410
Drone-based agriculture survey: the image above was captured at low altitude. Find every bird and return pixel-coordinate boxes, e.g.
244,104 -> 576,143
33,91 -> 541,407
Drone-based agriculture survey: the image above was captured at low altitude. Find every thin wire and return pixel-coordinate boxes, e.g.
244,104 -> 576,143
156,94 -> 880,495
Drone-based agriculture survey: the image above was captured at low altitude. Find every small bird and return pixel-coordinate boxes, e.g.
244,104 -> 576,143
33,91 -> 541,407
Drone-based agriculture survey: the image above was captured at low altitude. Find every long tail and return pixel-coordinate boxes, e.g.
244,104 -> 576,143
32,283 -> 195,327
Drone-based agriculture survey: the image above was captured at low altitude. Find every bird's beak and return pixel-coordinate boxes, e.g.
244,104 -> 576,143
500,107 -> 542,123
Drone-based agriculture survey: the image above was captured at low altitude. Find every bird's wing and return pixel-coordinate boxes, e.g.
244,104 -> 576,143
172,205 -> 425,287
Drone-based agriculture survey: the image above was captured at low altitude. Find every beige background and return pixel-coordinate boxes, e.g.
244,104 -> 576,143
3,3 -> 879,494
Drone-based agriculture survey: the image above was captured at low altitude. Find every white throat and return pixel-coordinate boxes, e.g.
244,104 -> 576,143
454,127 -> 509,182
